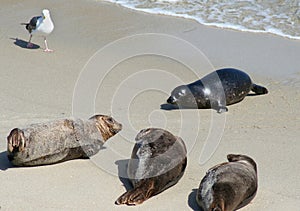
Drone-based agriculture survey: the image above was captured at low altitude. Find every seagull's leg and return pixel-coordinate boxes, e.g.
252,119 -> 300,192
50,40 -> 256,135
43,37 -> 53,52
27,34 -> 33,48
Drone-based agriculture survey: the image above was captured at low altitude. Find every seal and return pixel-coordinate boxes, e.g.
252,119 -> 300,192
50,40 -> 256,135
196,154 -> 258,211
115,128 -> 187,205
166,68 -> 268,113
7,115 -> 122,166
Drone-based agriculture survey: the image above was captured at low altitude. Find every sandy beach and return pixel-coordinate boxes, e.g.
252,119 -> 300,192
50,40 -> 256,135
1,0 -> 300,210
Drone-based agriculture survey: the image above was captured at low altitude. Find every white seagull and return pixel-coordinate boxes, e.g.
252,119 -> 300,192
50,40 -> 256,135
21,9 -> 54,52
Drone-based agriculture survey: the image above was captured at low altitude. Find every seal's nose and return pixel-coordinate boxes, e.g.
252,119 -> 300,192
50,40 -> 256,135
167,96 -> 175,104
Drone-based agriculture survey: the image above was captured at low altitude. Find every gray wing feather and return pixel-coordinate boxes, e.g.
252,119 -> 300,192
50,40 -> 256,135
22,15 -> 42,33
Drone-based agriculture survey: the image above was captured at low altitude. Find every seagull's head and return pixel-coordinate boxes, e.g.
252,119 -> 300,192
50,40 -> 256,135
42,9 -> 50,19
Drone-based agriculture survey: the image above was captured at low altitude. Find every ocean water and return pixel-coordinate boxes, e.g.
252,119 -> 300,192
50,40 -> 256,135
104,0 -> 300,40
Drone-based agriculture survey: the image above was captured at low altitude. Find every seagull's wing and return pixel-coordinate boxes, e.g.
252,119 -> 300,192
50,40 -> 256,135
24,15 -> 43,33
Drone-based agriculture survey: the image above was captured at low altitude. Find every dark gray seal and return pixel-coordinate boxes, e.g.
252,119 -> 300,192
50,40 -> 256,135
196,154 -> 258,211
115,128 -> 187,205
166,68 -> 268,113
7,115 -> 122,166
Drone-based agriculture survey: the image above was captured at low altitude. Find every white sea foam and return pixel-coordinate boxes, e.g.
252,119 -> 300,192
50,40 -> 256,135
104,0 -> 300,40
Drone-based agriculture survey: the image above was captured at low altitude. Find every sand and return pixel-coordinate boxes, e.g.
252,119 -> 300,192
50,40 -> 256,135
0,0 -> 300,210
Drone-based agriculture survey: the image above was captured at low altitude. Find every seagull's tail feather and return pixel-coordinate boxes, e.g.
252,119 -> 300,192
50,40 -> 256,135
20,23 -> 30,32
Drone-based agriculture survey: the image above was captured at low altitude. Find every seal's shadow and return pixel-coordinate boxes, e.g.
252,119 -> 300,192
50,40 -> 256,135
160,104 -> 199,111
160,104 -> 179,110
247,93 -> 264,96
115,159 -> 133,191
10,38 -> 40,49
188,189 -> 202,211
160,103 -> 211,111
0,151 -> 13,170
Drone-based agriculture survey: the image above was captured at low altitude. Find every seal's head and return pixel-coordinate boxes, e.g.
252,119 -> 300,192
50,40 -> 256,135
89,115 -> 122,141
227,154 -> 257,172
135,128 -> 165,141
167,85 -> 188,104
7,128 -> 26,162
167,85 -> 199,108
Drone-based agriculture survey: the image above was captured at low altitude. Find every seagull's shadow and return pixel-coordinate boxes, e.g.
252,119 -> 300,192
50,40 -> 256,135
115,159 -> 133,192
10,38 -> 40,49
0,151 -> 13,171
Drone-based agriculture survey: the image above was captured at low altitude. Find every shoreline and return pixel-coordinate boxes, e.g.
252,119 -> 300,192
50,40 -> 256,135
0,0 -> 299,210
104,0 -> 300,41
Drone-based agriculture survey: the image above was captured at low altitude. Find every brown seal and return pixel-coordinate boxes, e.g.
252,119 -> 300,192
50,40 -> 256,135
196,154 -> 258,211
115,128 -> 187,205
7,115 -> 122,166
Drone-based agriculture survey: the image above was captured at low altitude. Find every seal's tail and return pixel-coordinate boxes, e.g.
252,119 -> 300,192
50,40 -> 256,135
251,84 -> 268,95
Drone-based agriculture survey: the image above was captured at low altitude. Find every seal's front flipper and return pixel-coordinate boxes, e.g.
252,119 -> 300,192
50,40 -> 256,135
211,101 -> 228,113
7,128 -> 26,154
115,180 -> 155,205
251,84 -> 268,95
217,106 -> 228,114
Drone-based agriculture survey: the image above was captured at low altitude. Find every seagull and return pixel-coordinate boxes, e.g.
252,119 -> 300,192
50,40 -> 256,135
21,9 -> 54,52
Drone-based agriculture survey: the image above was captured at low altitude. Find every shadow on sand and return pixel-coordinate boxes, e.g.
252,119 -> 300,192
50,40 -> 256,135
115,159 -> 133,192
10,38 -> 40,49
160,103 -> 210,111
160,103 -> 180,111
188,188 -> 202,211
0,151 -> 13,171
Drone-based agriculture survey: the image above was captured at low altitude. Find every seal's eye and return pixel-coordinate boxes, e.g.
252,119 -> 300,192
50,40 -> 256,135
106,117 -> 114,124
173,92 -> 180,99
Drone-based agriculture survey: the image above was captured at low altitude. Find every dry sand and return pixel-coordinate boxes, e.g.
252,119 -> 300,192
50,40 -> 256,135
0,0 -> 300,210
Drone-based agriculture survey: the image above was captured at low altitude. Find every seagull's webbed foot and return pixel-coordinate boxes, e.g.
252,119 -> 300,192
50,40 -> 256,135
44,48 -> 53,52
27,42 -> 33,48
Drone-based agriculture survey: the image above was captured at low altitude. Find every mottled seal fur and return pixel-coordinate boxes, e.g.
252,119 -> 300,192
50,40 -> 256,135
196,154 -> 258,211
7,115 -> 122,166
167,68 -> 268,113
115,128 -> 187,205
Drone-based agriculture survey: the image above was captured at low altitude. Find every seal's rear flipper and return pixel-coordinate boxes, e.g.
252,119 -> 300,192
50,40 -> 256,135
251,84 -> 268,95
115,180 -> 155,206
7,128 -> 26,154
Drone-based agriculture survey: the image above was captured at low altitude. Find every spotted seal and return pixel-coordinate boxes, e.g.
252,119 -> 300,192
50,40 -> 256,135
7,115 -> 122,166
115,128 -> 187,205
166,68 -> 268,113
196,154 -> 258,211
